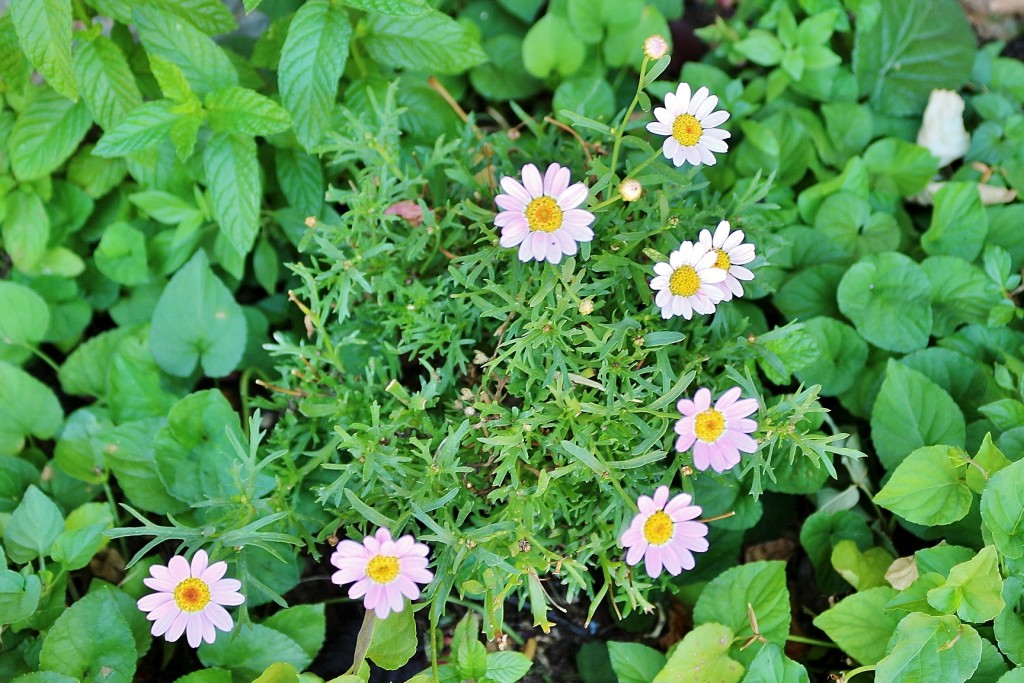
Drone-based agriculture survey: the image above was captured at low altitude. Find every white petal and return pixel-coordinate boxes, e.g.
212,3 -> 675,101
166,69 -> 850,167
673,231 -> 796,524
522,164 -> 543,197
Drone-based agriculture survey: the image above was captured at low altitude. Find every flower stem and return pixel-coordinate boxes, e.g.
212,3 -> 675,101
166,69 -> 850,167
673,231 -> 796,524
607,56 -> 651,191
786,634 -> 839,649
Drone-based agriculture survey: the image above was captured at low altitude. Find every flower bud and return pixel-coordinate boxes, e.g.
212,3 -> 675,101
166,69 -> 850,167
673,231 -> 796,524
619,179 -> 643,202
643,34 -> 669,60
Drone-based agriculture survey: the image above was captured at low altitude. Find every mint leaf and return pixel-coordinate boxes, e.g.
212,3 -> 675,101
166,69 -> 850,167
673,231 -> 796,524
205,86 -> 291,136
93,101 -> 178,157
340,0 -> 428,13
205,132 -> 261,255
275,147 -> 324,217
160,0 -> 236,36
278,0 -> 351,151
364,9 -> 487,75
10,0 -> 76,100
0,14 -> 31,93
2,189 -> 50,274
134,6 -> 238,96
9,88 -> 91,181
72,34 -> 142,130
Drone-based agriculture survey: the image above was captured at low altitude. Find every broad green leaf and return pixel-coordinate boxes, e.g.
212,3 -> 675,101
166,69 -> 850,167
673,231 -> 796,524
339,0 -> 428,13
471,35 -> 543,102
486,651 -> 532,683
837,252 -> 932,353
863,138 -> 939,196
0,570 -> 41,625
693,561 -> 790,667
262,605 -> 326,663
129,190 -> 203,225
204,132 -> 261,255
740,643 -> 809,683
927,546 -> 1005,623
887,572 -> 946,616
365,10 -> 487,75
0,281 -> 50,365
153,390 -> 250,505
252,664 -> 299,683
917,546 -> 977,578
652,623 -> 743,683
39,589 -> 138,682
12,675 -> 79,683
602,5 -> 670,69
874,613 -> 982,683
923,183 -> 988,261
367,608 -> 416,671
205,86 -> 291,136
981,459 -> 1024,560
899,348 -> 989,422
553,77 -> 616,124
134,6 -> 238,96
150,54 -> 196,104
72,34 -> 142,130
274,148 -> 324,217
875,445 -> 973,525
995,576 -> 1024,666
9,88 -> 91,181
967,433 -> 1011,494
150,250 -> 247,377
922,257 -> 1000,337
735,30 -> 784,66
853,0 -> 975,115
101,418 -> 186,515
973,639 -> 1009,682
53,407 -> 110,484
10,0 -> 77,99
0,361 -> 64,456
58,325 -> 136,399
870,361 -> 966,469
67,144 -> 128,197
980,399 -> 1024,432
799,509 -> 873,592
94,222 -> 150,286
93,101 -> 179,157
278,0 -> 351,152
4,485 -> 64,563
607,642 -> 665,683
813,587 -> 900,665
522,14 -> 585,78
172,671 -> 233,683
774,264 -> 845,320
831,540 -> 894,591
793,317 -> 867,396
198,624 -> 310,682
108,331 -> 179,422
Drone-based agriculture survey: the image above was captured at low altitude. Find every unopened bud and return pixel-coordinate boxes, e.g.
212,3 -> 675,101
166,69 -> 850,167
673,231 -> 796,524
643,34 -> 669,60
579,297 -> 594,315
619,179 -> 642,202
304,216 -> 317,228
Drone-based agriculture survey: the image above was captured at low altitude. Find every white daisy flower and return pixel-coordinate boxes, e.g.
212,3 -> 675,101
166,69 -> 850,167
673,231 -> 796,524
650,241 -> 727,320
494,163 -> 595,264
646,83 -> 731,167
697,220 -> 756,301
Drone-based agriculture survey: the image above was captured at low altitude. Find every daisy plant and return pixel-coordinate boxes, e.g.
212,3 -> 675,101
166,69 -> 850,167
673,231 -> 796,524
330,527 -> 434,619
675,387 -> 760,473
620,486 -> 709,578
650,240 -> 728,320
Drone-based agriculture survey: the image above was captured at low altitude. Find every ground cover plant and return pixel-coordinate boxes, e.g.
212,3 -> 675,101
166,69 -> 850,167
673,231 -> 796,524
2,0 -> 1024,681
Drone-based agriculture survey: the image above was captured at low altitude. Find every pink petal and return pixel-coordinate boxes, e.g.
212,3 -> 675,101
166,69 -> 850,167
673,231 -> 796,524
731,432 -> 759,453
186,613 -> 204,648
625,541 -> 646,566
660,545 -> 682,575
556,183 -> 588,210
500,222 -> 529,247
168,556 -> 190,583
363,582 -> 383,610
209,577 -> 240,593
665,493 -> 697,517
652,486 -> 670,509
386,584 -> 406,615
495,194 -> 525,213
149,564 -> 174,584
200,561 -> 228,585
692,442 -> 711,471
138,593 -> 175,612
143,577 -> 175,592
637,495 -> 656,514
210,590 -> 245,606
716,386 -> 742,410
202,614 -> 217,644
349,578 -> 371,599
644,545 -> 664,578
165,610 -> 189,642
499,176 -> 531,204
544,164 -> 570,197
675,431 -> 696,453
375,528 -> 393,545
561,208 -> 594,228
395,575 -> 421,601
693,388 -> 712,412
147,600 -> 180,623
204,602 -> 233,631
521,164 -> 543,197
190,550 -> 208,578
151,608 -> 180,637
518,237 -> 535,262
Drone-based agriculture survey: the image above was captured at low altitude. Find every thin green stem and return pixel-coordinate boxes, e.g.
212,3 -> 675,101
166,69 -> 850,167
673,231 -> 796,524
17,342 -> 60,373
607,56 -> 652,188
430,613 -> 441,683
843,665 -> 876,681
623,149 -> 664,181
447,597 -> 525,646
786,634 -> 838,649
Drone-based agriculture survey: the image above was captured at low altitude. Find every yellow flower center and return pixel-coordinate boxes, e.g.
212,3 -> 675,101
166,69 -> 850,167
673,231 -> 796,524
672,114 -> 703,147
694,409 -> 726,443
643,511 -> 674,545
525,196 -> 563,233
714,249 -> 731,271
669,266 -> 700,297
173,577 -> 211,613
367,555 -> 400,584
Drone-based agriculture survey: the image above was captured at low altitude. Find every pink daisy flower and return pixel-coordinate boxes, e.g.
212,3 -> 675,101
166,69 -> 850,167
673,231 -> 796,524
330,527 -> 434,619
697,220 -> 756,301
494,162 -> 595,264
136,549 -> 245,648
650,240 -> 727,319
675,386 -> 759,473
621,486 -> 709,578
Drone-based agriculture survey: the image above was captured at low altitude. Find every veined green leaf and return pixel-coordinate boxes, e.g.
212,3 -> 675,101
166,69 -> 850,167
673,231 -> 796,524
204,132 -> 261,255
2,189 -> 50,274
364,10 -> 487,75
72,34 -> 141,130
9,87 -> 91,181
93,101 -> 178,157
274,147 -> 324,217
149,55 -> 196,104
82,0 -> 134,23
339,0 -> 428,14
10,0 -> 77,100
0,14 -> 31,93
134,6 -> 238,96
0,362 -> 64,457
278,0 -> 351,151
205,86 -> 291,136
159,0 -> 236,36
